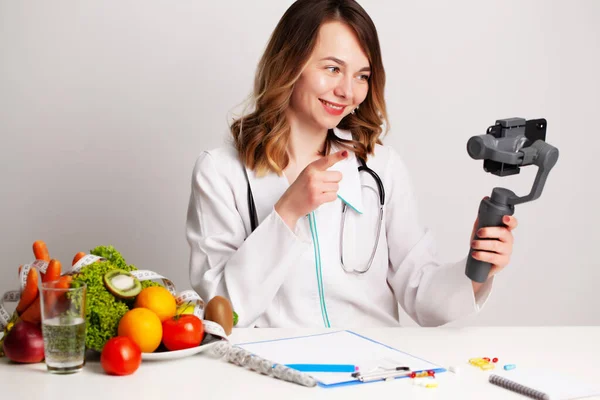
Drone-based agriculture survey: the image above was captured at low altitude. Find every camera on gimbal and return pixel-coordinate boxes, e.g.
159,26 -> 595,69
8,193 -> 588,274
482,118 -> 548,177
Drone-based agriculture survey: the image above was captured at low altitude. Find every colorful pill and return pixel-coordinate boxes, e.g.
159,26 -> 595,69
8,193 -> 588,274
410,372 -> 417,378
492,357 -> 498,363
425,382 -> 439,388
483,357 -> 490,362
503,364 -> 516,371
427,370 -> 435,376
480,364 -> 495,370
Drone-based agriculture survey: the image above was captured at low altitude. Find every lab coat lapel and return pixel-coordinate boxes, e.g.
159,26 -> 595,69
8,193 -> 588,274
330,128 -> 364,214
244,163 -> 289,225
243,126 -> 364,224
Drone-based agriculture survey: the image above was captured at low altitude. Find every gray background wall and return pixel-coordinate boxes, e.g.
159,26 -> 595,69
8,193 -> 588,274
1,0 -> 598,326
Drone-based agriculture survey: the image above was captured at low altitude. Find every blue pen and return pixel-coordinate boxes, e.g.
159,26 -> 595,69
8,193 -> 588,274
284,364 -> 357,373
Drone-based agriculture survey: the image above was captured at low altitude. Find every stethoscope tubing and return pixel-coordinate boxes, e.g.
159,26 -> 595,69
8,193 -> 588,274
245,157 -> 385,274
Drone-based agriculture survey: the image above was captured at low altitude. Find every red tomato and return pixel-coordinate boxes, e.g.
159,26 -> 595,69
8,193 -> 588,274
101,336 -> 142,376
162,314 -> 204,351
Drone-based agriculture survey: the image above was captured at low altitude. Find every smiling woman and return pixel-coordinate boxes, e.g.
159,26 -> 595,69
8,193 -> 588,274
230,0 -> 388,178
291,23 -> 371,131
185,0 -> 519,329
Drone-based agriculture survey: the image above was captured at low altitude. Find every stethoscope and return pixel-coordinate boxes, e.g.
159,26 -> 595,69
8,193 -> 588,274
244,157 -> 385,274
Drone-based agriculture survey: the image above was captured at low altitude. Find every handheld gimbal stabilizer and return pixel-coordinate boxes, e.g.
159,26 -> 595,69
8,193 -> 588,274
465,118 -> 559,283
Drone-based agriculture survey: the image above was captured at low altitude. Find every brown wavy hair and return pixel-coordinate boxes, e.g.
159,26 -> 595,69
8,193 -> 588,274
230,0 -> 388,176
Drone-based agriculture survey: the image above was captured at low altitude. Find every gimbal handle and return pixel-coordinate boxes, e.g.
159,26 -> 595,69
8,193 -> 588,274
465,134 -> 559,283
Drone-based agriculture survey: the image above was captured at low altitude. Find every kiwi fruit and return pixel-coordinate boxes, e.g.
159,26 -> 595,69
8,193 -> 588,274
103,270 -> 142,300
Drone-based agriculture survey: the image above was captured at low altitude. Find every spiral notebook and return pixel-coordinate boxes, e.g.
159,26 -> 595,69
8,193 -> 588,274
489,369 -> 600,400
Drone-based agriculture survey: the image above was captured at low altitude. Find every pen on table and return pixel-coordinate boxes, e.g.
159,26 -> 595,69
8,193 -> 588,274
357,369 -> 413,383
351,366 -> 410,378
284,364 -> 358,373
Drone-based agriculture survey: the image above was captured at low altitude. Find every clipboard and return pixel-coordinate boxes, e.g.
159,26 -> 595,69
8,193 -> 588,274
236,330 -> 446,388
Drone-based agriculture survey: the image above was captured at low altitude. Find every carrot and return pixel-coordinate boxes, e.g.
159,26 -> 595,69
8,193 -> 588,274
15,268 -> 39,314
72,252 -> 86,266
44,275 -> 73,313
32,240 -> 50,261
43,259 -> 61,283
20,295 -> 41,325
56,275 -> 72,289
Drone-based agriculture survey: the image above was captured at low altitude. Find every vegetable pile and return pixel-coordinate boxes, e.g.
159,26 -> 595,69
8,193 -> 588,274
0,242 -> 160,354
1,240 -> 239,377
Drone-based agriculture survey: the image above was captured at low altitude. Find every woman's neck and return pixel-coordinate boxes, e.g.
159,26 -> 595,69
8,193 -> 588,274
286,114 -> 328,167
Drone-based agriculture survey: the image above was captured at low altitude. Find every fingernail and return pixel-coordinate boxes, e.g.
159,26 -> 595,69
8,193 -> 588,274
341,150 -> 348,157
477,229 -> 483,236
503,216 -> 510,223
471,241 -> 476,248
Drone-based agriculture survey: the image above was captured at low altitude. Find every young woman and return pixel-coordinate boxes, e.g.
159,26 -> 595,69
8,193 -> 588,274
186,0 -> 518,328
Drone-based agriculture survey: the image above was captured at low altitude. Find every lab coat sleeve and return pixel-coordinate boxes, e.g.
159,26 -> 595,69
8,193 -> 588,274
384,148 -> 494,327
186,152 -> 312,327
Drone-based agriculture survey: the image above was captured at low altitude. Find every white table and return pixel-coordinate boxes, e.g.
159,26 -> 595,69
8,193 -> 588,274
1,326 -> 599,400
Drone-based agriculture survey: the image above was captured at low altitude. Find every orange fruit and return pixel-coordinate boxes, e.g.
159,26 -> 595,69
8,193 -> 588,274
118,308 -> 162,353
134,286 -> 176,322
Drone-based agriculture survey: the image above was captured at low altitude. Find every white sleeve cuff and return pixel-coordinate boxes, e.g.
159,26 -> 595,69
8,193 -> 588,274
432,257 -> 495,319
474,272 -> 494,310
273,208 -> 311,244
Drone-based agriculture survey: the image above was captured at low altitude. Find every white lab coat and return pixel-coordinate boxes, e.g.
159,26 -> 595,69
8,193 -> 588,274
186,127 -> 493,328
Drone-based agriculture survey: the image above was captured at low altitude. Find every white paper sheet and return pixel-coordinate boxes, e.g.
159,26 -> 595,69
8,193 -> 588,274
236,330 -> 444,386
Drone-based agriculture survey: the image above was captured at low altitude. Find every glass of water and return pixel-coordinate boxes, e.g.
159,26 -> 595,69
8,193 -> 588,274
40,279 -> 87,374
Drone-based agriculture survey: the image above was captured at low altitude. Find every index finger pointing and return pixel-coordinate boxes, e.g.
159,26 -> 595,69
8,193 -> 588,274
312,150 -> 348,171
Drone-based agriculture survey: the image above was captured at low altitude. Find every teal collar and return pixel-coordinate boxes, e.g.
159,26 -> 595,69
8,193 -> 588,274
330,128 -> 364,214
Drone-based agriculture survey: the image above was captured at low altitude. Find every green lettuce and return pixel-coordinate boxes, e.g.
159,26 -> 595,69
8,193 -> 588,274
71,245 -> 159,352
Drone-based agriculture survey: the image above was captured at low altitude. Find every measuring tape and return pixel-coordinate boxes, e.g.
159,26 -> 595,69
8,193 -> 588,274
0,259 -> 49,329
0,255 -> 213,336
207,341 -> 317,387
